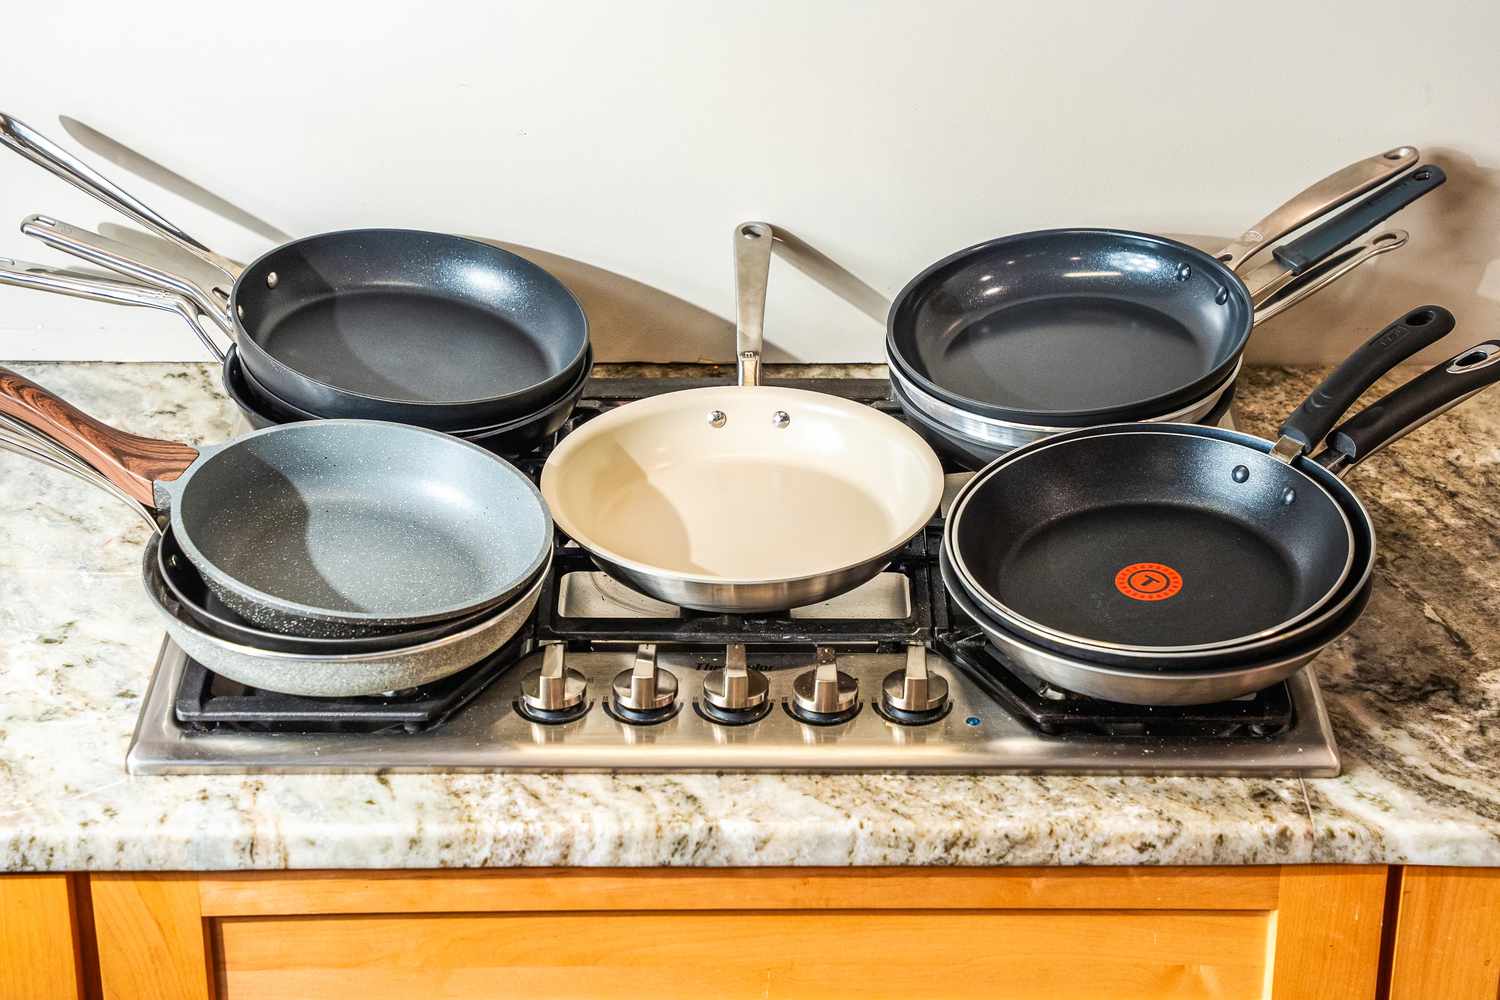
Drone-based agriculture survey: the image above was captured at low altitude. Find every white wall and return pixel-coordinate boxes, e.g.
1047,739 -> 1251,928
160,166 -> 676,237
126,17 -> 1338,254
3,0 -> 1498,364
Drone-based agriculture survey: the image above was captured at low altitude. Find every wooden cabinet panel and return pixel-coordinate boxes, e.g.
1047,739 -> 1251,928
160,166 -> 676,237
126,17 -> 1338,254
0,874 -> 87,1000
1388,867 -> 1500,1000
91,874 -> 211,1000
214,908 -> 1271,1000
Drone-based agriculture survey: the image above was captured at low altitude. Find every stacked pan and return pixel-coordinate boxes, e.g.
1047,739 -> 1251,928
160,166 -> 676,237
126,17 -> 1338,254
0,366 -> 556,697
889,148 -> 1446,467
939,307 -> 1500,705
0,113 -> 592,455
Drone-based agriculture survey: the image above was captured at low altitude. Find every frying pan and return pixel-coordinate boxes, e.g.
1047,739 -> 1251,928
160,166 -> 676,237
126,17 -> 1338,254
0,260 -> 591,457
945,326 -> 1500,672
889,150 -> 1442,426
0,368 -> 553,637
540,222 -> 944,613
891,225 -> 1410,459
0,113 -> 590,428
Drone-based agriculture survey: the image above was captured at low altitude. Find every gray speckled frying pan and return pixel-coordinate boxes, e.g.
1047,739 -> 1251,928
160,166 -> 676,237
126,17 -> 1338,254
0,367 -> 551,638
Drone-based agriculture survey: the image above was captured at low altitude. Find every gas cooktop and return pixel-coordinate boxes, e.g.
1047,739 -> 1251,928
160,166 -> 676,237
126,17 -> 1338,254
126,375 -> 1340,776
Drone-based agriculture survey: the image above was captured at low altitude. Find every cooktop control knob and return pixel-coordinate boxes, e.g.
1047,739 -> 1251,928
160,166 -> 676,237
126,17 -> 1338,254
789,648 -> 859,724
880,645 -> 950,724
701,643 -> 771,723
610,644 -> 679,724
518,644 -> 588,723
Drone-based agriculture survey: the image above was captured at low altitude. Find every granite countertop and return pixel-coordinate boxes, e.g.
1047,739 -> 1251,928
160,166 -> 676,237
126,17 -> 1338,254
0,361 -> 1495,872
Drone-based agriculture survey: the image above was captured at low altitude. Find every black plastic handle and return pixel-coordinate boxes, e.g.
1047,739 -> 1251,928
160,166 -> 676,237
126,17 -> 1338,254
1277,305 -> 1456,451
1324,339 -> 1500,467
1274,165 -> 1446,273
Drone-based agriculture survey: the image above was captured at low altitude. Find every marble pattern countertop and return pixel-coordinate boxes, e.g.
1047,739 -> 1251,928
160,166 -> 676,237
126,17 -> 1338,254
0,361 -> 1496,872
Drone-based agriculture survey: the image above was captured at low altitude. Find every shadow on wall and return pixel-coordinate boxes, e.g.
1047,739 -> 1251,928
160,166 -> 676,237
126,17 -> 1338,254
1207,147 -> 1500,366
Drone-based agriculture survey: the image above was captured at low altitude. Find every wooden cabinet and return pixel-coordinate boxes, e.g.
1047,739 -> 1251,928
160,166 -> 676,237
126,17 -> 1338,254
83,866 -> 1385,1000
1386,867 -> 1500,999
0,874 -> 92,1000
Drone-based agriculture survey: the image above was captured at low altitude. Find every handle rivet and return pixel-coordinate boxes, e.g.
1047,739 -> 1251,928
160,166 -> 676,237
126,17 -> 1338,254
708,410 -> 727,428
266,271 -> 278,289
1215,286 -> 1230,305
1232,465 -> 1250,483
1175,263 -> 1192,282
1282,487 -> 1297,505
771,410 -> 790,428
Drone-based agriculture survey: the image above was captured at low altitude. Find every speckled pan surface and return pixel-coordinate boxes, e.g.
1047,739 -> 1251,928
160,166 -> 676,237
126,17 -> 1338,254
0,362 -> 1497,872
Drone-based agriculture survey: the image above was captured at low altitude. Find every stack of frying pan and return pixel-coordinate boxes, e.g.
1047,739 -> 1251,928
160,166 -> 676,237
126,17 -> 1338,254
0,113 -> 592,455
0,365 -> 557,697
889,147 -> 1447,467
940,306 -> 1500,705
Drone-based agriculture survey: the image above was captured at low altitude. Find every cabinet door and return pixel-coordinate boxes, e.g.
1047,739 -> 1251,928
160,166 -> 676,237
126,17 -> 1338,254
0,874 -> 89,1000
91,866 -> 1387,1000
1388,867 -> 1500,1000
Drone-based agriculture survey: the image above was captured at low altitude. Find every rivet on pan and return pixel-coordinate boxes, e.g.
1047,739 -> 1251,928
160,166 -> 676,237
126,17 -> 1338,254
236,303 -> 244,319
1232,465 -> 1249,483
1215,286 -> 1230,305
1282,487 -> 1297,505
266,271 -> 279,289
1175,263 -> 1192,281
771,410 -> 790,428
708,410 -> 727,428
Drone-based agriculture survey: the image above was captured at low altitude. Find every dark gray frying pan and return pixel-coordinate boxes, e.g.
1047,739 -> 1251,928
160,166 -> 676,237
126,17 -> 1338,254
0,113 -> 590,429
0,367 -> 552,638
889,155 -> 1444,425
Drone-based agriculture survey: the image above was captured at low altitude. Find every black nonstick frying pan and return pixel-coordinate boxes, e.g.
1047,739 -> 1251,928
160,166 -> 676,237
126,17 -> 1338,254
946,314 -> 1500,666
0,113 -> 590,429
890,151 -> 1443,425
0,366 -> 553,638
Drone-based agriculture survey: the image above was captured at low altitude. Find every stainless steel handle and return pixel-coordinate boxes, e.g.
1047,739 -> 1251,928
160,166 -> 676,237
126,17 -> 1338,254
0,255 -> 227,362
1216,146 -> 1418,272
733,222 -> 775,387
0,111 -> 240,279
21,214 -> 235,337
1250,230 -> 1407,327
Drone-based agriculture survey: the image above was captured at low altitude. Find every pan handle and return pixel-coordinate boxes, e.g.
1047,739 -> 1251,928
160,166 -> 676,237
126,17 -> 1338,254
0,366 -> 198,506
0,257 -> 227,362
0,112 -> 240,280
0,422 -> 160,531
734,222 -> 775,387
1317,339 -> 1500,475
1250,230 -> 1406,323
1276,306 -> 1456,456
1216,145 -> 1418,272
21,214 -> 236,336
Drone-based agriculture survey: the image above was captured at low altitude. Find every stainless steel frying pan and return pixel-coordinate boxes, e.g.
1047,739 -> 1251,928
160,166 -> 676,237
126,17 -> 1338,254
540,223 -> 944,612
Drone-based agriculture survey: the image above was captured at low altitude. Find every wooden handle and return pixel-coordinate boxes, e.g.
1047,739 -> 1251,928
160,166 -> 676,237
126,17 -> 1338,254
0,367 -> 197,505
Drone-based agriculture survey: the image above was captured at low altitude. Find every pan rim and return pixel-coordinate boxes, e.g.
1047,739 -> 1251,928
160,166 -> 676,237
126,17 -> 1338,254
229,227 -> 591,411
145,539 -> 553,665
168,419 -> 553,626
945,423 -> 1360,655
888,227 -> 1253,424
539,384 -> 945,588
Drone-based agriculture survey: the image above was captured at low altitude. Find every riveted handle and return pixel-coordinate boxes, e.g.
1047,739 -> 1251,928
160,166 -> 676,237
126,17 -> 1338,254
1278,306 -> 1456,453
0,366 -> 197,506
1273,166 -> 1445,273
1216,145 -> 1419,272
734,222 -> 774,387
1320,339 -> 1500,473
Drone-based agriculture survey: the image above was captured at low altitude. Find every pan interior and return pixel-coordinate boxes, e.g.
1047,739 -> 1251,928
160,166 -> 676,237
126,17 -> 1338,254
235,230 -> 586,404
541,387 -> 942,583
952,433 -> 1351,648
174,422 -> 550,620
893,231 -> 1249,415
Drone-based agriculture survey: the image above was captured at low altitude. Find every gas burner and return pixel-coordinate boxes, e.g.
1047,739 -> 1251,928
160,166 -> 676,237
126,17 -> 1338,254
127,374 -> 1337,775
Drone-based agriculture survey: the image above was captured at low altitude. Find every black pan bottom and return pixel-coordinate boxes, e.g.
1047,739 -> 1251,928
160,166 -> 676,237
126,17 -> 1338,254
919,296 -> 1218,412
986,504 -> 1304,647
261,288 -> 554,401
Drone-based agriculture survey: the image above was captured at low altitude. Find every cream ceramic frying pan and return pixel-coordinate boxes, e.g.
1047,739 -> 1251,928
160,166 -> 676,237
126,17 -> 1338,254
541,223 -> 943,612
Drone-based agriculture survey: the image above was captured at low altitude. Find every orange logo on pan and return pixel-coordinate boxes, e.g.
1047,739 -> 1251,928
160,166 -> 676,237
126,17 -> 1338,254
1115,563 -> 1183,602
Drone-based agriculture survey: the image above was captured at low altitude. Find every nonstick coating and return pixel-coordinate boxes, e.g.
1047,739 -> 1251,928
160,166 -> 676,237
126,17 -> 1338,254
888,229 -> 1252,424
170,420 -> 552,633
231,230 -> 589,427
949,430 -> 1353,650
